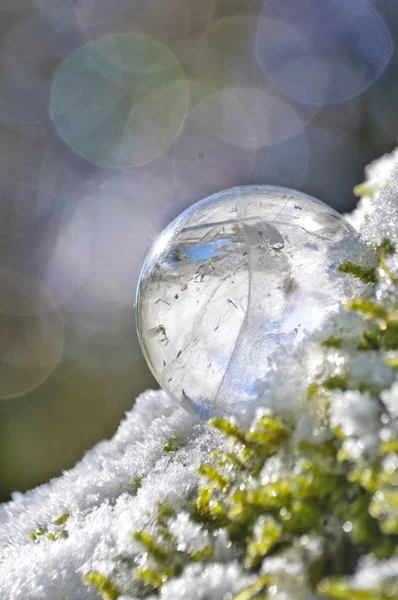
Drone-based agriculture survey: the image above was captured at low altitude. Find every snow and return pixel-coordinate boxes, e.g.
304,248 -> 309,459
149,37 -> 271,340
158,563 -> 254,600
345,147 -> 398,232
330,390 -> 381,459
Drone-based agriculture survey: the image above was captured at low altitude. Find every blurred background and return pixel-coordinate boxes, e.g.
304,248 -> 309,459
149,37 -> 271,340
0,0 -> 397,500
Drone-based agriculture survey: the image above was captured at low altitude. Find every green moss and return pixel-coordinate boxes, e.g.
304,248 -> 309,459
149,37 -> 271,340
133,530 -> 170,563
126,382 -> 398,596
133,567 -> 168,590
318,578 -> 384,599
307,382 -> 320,400
353,182 -> 380,198
244,517 -> 281,569
233,576 -> 273,600
209,417 -> 247,444
347,299 -> 386,320
46,531 -> 68,542
156,502 -> 176,525
380,440 -> 398,454
128,475 -> 144,495
384,356 -> 398,369
163,437 -> 185,452
378,238 -> 396,257
337,261 -> 377,284
189,546 -> 213,562
30,513 -> 71,543
321,336 -> 343,349
29,527 -> 48,541
83,571 -> 120,600
198,464 -> 229,491
53,513 -> 70,526
123,397 -> 398,596
323,375 -> 348,391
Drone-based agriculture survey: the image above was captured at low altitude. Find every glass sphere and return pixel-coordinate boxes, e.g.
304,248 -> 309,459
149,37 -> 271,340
136,185 -> 362,418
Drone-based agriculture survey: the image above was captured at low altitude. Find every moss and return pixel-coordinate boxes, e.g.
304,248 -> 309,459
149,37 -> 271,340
353,182 -> 380,198
190,546 -> 213,562
347,298 -> 386,320
233,576 -> 273,600
307,382 -> 320,400
384,356 -> 398,369
156,502 -> 176,526
29,527 -> 48,542
163,437 -> 185,452
318,578 -> 384,599
128,475 -> 144,495
337,261 -> 377,284
378,238 -> 396,257
198,464 -> 230,491
323,375 -> 348,391
84,572 -> 120,600
133,567 -> 167,590
209,417 -> 247,444
122,397 -> 398,596
53,513 -> 70,526
244,517 -> 282,569
133,530 -> 170,564
321,336 -> 343,349
30,513 -> 70,543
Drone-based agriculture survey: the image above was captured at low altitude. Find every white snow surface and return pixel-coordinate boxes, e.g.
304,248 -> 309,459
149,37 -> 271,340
1,147 -> 398,599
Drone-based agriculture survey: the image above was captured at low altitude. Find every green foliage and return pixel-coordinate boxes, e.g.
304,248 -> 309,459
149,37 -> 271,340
29,513 -> 70,542
127,475 -> 144,495
53,513 -> 70,526
244,517 -> 281,569
337,261 -> 377,284
130,500 -> 216,594
321,336 -> 343,349
83,572 -> 120,600
29,527 -> 47,542
163,437 -> 185,452
377,238 -> 396,257
233,575 -> 273,600
353,182 -> 381,198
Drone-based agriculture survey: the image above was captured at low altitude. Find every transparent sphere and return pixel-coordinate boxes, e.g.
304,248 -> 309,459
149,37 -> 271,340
136,186 -> 362,418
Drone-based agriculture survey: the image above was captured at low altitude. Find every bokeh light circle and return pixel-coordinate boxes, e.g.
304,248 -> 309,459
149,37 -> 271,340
0,182 -> 56,242
46,172 -> 176,310
0,268 -> 64,400
76,0 -> 216,45
256,0 -> 393,105
252,129 -> 309,191
172,88 -> 257,199
303,127 -> 361,212
50,34 -> 189,168
33,0 -> 78,27
192,14 -> 266,87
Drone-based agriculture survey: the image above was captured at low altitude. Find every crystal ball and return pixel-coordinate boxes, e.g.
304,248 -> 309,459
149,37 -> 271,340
136,186 -> 361,418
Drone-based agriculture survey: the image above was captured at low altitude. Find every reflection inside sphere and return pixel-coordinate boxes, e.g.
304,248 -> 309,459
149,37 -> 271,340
137,185 -> 364,418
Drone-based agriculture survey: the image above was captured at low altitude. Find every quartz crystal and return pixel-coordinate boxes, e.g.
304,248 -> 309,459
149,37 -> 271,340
136,186 -> 363,417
